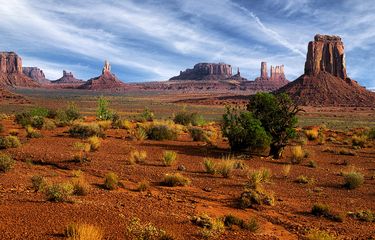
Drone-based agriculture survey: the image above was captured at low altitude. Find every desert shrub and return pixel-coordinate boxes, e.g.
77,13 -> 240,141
348,210 -> 375,222
200,218 -> 225,239
31,116 -> 45,129
72,175 -> 90,196
87,136 -> 100,151
188,127 -> 208,142
247,93 -> 301,158
242,218 -> 260,232
29,107 -> 50,118
147,125 -> 177,141
138,108 -> 154,122
203,158 -> 216,174
317,129 -> 326,145
104,172 -> 119,190
113,118 -> 132,130
307,160 -> 317,168
0,154 -> 15,172
137,180 -> 150,192
45,182 -> 74,202
217,160 -> 235,178
246,168 -> 272,189
43,118 -> 56,130
351,135 -> 367,148
69,123 -> 103,138
295,175 -> 315,185
97,120 -> 112,130
282,164 -> 291,177
65,223 -> 103,240
306,230 -> 336,240
15,112 -> 32,127
337,148 -> 356,156
343,171 -> 364,189
133,127 -> 148,141
31,175 -> 48,192
72,142 -> 90,163
305,129 -> 318,140
26,126 -> 42,138
162,173 -> 190,187
223,215 -> 259,232
311,203 -> 343,222
162,151 -> 177,166
127,217 -> 170,240
290,146 -> 305,164
96,96 -> 113,120
239,189 -> 275,208
55,102 -> 81,126
222,107 -> 271,151
129,150 -> 147,164
191,213 -> 213,228
368,128 -> 375,139
0,136 -> 21,149
174,111 -> 205,126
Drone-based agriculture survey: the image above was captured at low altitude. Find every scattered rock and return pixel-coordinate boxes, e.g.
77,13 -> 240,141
177,165 -> 186,171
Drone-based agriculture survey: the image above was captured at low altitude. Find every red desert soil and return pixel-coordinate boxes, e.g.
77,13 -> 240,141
0,116 -> 374,240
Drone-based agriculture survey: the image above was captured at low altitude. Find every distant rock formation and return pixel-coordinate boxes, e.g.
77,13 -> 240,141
79,60 -> 126,90
170,63 -> 234,80
22,67 -> 50,84
51,70 -> 84,84
277,34 -> 375,107
230,68 -> 247,81
255,62 -> 287,82
0,52 -> 39,87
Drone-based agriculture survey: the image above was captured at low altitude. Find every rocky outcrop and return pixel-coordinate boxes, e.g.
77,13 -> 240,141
260,62 -> 268,79
0,52 -> 39,87
22,67 -> 50,84
79,60 -> 126,90
51,70 -> 84,84
255,62 -> 288,87
170,63 -> 233,80
270,65 -> 285,81
305,34 -> 346,79
277,34 -> 375,107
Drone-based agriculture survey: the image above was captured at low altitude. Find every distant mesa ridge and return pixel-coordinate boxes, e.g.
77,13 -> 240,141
22,67 -> 50,84
51,70 -> 84,84
170,63 -> 236,80
277,34 -> 375,107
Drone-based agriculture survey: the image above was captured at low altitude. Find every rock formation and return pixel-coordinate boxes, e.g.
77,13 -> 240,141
260,62 -> 268,79
22,67 -> 50,84
255,62 -> 287,82
0,52 -> 39,87
79,60 -> 126,90
51,70 -> 84,84
277,34 -> 375,107
170,63 -> 233,80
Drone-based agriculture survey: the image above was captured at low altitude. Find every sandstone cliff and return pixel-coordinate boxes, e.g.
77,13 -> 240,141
23,67 -> 50,84
52,70 -> 84,84
170,63 -> 233,80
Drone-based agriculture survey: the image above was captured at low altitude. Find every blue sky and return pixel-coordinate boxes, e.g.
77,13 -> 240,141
0,0 -> 374,88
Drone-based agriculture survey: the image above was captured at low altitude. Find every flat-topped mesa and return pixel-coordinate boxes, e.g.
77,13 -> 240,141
305,34 -> 347,79
23,67 -> 49,84
0,52 -> 22,74
52,70 -> 83,84
170,63 -> 233,80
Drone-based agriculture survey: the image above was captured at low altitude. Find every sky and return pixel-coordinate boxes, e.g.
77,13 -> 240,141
0,0 -> 374,88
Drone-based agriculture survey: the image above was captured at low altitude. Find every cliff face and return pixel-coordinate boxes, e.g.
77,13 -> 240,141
23,67 -> 50,84
52,70 -> 84,84
255,62 -> 288,83
0,52 -> 39,87
304,34 -> 346,79
170,63 -> 233,80
277,34 -> 375,107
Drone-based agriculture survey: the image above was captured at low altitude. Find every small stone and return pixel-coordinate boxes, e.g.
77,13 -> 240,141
177,165 -> 186,171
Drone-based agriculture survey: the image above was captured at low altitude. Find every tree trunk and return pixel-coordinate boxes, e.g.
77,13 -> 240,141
269,144 -> 284,159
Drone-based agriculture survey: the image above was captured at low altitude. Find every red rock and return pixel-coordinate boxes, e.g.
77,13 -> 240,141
22,67 -> 50,84
170,63 -> 233,80
51,70 -> 84,84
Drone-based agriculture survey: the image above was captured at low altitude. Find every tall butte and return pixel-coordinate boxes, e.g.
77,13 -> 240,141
0,52 -> 39,87
277,34 -> 375,106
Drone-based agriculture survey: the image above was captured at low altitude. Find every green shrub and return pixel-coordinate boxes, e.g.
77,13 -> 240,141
162,151 -> 177,166
43,119 -> 56,130
138,108 -> 154,122
311,203 -> 343,222
203,158 -> 216,174
223,215 -> 259,232
352,135 -> 367,148
306,230 -> 336,240
246,168 -> 272,190
222,107 -> 271,151
133,127 -> 147,141
26,126 -> 42,138
162,173 -> 190,187
55,102 -> 81,126
368,128 -> 375,139
45,183 -> 74,202
31,116 -> 45,129
174,111 -> 205,126
96,96 -> 113,120
242,218 -> 260,232
188,127 -> 208,142
69,123 -> 103,138
0,154 -> 15,172
127,217 -> 170,240
104,172 -> 119,190
15,112 -> 32,127
0,136 -> 21,149
29,107 -> 50,118
31,175 -> 48,192
147,125 -> 177,141
343,171 -> 364,189
239,189 -> 275,208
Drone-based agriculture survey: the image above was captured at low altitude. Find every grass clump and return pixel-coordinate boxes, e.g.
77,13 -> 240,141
305,129 -> 318,140
352,134 -> 367,148
138,108 -> 154,122
191,214 -> 224,239
203,158 -> 216,174
137,180 -> 150,192
45,182 -> 74,202
147,124 -> 177,141
133,127 -> 148,141
104,172 -> 119,190
282,164 -> 291,177
307,160 -> 317,168
69,123 -> 103,138
306,230 -> 336,240
188,127 -> 208,142
72,142 -> 90,163
0,135 -> 21,149
311,203 -> 344,222
348,210 -> 374,222
127,217 -> 171,240
129,150 -> 147,164
343,171 -> 364,189
26,126 -> 42,138
174,111 -> 205,126
162,173 -> 190,187
65,223 -> 103,240
31,175 -> 48,192
87,136 -> 100,151
72,175 -> 90,196
0,154 -> 15,172
162,151 -> 177,166
43,118 -> 56,130
246,168 -> 272,189
295,175 -> 315,185
290,145 -> 305,164
223,214 -> 259,232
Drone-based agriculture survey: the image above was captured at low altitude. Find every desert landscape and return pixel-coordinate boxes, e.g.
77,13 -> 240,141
0,1 -> 375,240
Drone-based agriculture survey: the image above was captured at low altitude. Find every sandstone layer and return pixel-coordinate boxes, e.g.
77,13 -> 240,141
22,67 -> 50,84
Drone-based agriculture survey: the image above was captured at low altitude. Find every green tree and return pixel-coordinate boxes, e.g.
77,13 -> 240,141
247,93 -> 301,159
96,96 -> 112,120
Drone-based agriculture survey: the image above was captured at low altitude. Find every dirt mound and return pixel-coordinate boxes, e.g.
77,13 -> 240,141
277,72 -> 375,106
